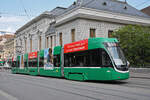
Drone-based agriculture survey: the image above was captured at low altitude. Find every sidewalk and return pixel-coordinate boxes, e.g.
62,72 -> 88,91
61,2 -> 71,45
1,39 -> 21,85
130,72 -> 150,79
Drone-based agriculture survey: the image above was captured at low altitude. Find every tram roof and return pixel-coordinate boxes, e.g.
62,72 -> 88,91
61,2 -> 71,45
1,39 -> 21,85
54,38 -> 118,54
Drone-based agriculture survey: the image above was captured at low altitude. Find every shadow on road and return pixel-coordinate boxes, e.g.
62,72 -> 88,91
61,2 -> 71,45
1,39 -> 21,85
8,72 -> 129,85
85,80 -> 128,85
35,75 -> 129,85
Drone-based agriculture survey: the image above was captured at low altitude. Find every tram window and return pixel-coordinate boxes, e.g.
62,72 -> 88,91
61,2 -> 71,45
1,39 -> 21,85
6,60 -> 12,67
12,62 -> 14,67
102,50 -> 112,67
64,48 -> 112,67
0,63 -> 3,66
12,61 -> 16,67
53,55 -> 60,67
64,49 -> 102,67
24,61 -> 27,67
39,57 -> 44,67
29,58 -> 37,67
17,61 -> 20,67
14,61 -> 17,67
28,61 -> 31,67
89,49 -> 101,67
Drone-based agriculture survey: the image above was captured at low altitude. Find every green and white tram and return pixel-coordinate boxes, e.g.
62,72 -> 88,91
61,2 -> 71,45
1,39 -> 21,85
11,38 -> 129,81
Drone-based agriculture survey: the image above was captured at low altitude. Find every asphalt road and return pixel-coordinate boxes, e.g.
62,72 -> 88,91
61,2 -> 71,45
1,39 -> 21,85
0,72 -> 150,100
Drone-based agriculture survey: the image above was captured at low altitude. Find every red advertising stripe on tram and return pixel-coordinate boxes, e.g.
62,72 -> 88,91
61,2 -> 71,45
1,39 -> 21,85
29,51 -> 38,59
64,39 -> 88,53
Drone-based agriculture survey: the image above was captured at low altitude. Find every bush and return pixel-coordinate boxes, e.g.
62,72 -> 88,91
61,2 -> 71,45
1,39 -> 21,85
112,25 -> 150,67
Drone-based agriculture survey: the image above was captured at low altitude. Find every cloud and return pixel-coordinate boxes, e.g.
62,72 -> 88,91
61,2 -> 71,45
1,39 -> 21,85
6,27 -> 15,32
0,27 -> 15,33
0,16 -> 30,33
0,16 -> 24,23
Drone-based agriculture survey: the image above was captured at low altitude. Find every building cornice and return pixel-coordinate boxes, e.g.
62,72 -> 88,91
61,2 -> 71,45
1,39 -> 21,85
15,13 -> 53,35
55,7 -> 150,26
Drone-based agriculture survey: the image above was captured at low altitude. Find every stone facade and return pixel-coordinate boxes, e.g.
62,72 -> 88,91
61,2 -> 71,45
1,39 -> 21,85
55,0 -> 150,46
15,17 -> 52,55
0,34 -> 14,59
45,22 -> 57,50
15,7 -> 66,55
4,37 -> 15,59
15,0 -> 150,56
141,6 -> 150,16
56,19 -> 124,46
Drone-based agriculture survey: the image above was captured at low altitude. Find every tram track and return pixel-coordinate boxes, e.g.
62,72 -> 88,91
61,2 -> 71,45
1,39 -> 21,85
4,76 -> 102,100
9,78 -> 150,100
120,83 -> 150,90
4,73 -> 150,100
6,73 -> 150,91
66,82 -> 150,98
5,72 -> 150,91
11,73 -> 150,91
7,79 -> 130,100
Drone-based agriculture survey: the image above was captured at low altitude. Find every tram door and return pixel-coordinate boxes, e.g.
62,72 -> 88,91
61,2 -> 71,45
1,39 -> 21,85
61,47 -> 64,77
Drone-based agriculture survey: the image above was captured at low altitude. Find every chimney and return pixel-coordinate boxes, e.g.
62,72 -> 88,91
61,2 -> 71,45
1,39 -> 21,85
77,0 -> 83,5
125,0 -> 127,3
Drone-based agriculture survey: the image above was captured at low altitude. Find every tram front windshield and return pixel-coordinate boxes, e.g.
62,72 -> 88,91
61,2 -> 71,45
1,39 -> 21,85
104,42 -> 128,71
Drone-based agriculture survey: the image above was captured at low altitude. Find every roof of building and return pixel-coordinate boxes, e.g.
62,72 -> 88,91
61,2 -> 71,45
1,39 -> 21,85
141,6 -> 150,16
16,0 -> 150,34
64,0 -> 150,18
44,7 -> 68,35
43,7 -> 66,16
0,34 -> 14,40
4,37 -> 14,44
50,7 -> 67,16
45,22 -> 56,35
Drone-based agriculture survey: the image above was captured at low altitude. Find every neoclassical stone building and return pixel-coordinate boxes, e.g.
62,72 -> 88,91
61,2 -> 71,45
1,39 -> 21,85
15,7 -> 66,55
15,0 -> 150,55
55,0 -> 150,46
4,37 -> 15,59
0,34 -> 14,59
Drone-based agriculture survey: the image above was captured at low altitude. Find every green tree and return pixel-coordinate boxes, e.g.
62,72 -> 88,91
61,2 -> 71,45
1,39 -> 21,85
112,25 -> 150,67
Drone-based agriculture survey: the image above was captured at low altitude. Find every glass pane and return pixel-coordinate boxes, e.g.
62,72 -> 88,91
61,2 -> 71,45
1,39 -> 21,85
39,57 -> 44,67
53,55 -> 60,67
104,42 -> 128,71
64,49 -> 109,67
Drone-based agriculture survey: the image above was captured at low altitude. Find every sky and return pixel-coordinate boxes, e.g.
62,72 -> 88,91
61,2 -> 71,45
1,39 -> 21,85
0,0 -> 150,33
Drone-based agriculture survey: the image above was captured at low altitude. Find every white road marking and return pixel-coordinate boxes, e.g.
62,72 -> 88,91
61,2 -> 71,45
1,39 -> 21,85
0,90 -> 18,100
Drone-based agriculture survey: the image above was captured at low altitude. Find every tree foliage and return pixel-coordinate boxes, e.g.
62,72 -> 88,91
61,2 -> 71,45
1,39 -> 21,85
112,25 -> 150,67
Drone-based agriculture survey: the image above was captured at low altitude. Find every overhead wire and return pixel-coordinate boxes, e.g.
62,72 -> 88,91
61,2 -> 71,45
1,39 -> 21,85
0,0 -> 34,18
19,0 -> 31,20
0,12 -> 35,17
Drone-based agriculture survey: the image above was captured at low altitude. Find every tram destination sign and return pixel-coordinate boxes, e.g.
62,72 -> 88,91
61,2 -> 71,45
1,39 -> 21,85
64,39 -> 88,53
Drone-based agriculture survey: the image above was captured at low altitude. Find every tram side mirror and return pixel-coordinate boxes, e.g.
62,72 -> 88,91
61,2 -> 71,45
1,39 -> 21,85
127,61 -> 130,67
